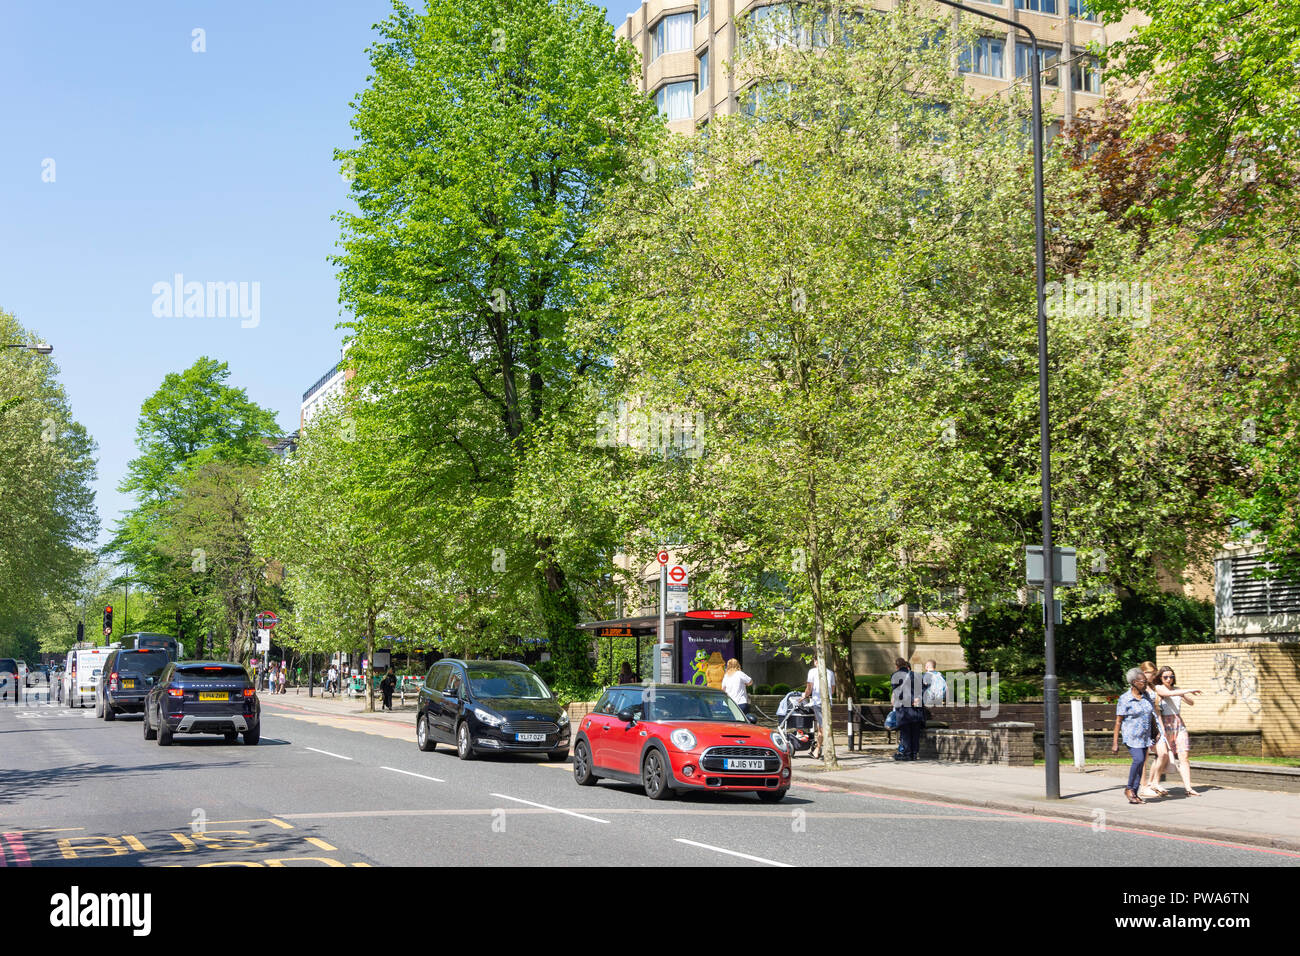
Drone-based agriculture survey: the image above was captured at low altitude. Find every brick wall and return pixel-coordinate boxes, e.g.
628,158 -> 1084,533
919,723 -> 1035,766
1037,730 -> 1262,761
1158,641 -> 1300,756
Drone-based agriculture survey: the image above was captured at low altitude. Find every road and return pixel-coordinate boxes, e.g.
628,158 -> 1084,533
0,688 -> 1293,867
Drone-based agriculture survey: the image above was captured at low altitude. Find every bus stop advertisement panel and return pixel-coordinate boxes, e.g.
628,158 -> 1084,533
677,621 -> 742,689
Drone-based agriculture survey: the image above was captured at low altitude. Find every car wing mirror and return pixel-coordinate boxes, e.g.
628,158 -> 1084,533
617,708 -> 636,725
747,713 -> 758,724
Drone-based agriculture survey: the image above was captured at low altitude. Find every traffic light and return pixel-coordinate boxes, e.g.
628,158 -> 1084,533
76,621 -> 84,643
103,605 -> 113,637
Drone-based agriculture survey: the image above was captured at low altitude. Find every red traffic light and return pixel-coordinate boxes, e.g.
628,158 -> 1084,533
105,606 -> 112,613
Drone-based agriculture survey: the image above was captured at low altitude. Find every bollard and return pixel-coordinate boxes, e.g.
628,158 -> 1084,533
1071,698 -> 1085,771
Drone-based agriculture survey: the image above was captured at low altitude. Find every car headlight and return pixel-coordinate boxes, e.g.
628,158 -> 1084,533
473,707 -> 505,728
557,710 -> 570,726
669,728 -> 697,751
771,730 -> 790,753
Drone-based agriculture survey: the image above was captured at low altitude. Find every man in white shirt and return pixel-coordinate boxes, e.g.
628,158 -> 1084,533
802,660 -> 836,758
923,660 -> 947,707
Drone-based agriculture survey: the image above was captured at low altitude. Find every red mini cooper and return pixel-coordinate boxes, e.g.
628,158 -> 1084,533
572,683 -> 791,802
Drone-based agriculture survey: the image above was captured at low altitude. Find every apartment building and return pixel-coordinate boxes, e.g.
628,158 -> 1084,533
616,0 -> 1142,140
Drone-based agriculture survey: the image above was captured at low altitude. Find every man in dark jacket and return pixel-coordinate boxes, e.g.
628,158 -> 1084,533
890,658 -> 930,761
380,668 -> 397,711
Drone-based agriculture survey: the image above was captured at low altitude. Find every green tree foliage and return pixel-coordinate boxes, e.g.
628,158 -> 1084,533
959,595 -> 1215,686
1088,0 -> 1300,232
113,357 -> 281,652
333,0 -> 662,682
0,309 -> 98,648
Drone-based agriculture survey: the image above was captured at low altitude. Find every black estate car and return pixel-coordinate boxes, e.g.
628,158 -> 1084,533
144,660 -> 260,745
416,659 -> 570,761
96,648 -> 169,720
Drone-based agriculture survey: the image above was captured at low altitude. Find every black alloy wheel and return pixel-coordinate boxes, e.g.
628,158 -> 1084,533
572,741 -> 597,786
417,713 -> 436,752
642,749 -> 674,801
456,721 -> 475,760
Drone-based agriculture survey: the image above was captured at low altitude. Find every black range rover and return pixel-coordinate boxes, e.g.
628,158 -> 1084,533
416,659 -> 570,761
144,661 -> 260,745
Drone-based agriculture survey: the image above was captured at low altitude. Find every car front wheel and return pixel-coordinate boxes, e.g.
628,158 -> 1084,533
642,748 -> 675,801
456,721 -> 475,760
572,740 -> 597,786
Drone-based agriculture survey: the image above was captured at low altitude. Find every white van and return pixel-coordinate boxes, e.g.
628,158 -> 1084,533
65,645 -> 116,708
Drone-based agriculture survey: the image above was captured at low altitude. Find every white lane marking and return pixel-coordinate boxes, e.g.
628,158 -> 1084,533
382,766 -> 445,783
489,793 -> 610,824
674,838 -> 792,867
305,747 -> 352,760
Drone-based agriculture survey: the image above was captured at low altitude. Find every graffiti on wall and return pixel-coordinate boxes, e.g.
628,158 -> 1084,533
1212,652 -> 1262,715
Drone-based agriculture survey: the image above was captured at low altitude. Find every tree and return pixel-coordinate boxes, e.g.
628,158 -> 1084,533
333,0 -> 663,683
251,414 -> 429,712
0,308 -> 99,646
113,357 -> 281,651
1088,0 -> 1300,233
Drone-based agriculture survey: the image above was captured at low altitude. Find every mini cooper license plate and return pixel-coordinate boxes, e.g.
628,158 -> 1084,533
515,733 -> 547,742
199,692 -> 228,701
724,758 -> 765,771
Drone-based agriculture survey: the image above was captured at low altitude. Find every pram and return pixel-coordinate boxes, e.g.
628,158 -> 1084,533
775,690 -> 817,756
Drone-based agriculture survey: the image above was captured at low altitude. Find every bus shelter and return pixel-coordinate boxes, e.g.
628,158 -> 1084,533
578,610 -> 750,688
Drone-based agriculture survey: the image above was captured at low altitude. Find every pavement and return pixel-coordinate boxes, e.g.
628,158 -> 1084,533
258,686 -> 1300,853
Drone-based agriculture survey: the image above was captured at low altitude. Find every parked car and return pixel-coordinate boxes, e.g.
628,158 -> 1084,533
0,658 -> 18,700
571,683 -> 791,802
415,659 -> 570,761
96,648 -> 170,720
143,661 -> 260,745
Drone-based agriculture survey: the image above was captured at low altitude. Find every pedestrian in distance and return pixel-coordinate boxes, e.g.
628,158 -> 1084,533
890,658 -> 930,761
1112,667 -> 1157,804
278,662 -> 287,694
721,658 -> 753,716
1151,665 -> 1203,797
326,663 -> 338,697
380,667 -> 396,711
801,657 -> 836,759
617,661 -> 635,684
923,660 -> 947,707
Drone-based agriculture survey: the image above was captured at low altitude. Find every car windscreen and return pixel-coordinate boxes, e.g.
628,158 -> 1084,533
116,651 -> 169,677
467,667 -> 551,700
645,690 -> 745,722
175,665 -> 249,681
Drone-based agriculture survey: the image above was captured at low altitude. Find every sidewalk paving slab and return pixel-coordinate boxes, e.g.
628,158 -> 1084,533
790,748 -> 1300,854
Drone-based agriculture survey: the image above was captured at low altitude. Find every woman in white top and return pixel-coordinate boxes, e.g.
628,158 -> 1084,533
1151,665 -> 1203,796
721,658 -> 753,716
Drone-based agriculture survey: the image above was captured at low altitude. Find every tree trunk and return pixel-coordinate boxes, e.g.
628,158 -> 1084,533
832,627 -> 857,703
365,611 -> 376,714
537,545 -> 587,685
805,484 -> 840,770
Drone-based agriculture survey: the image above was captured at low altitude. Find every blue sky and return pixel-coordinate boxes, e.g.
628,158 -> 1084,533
0,0 -> 645,547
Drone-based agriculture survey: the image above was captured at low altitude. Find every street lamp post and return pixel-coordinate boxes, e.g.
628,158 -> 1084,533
930,0 -> 1059,799
3,343 -> 54,354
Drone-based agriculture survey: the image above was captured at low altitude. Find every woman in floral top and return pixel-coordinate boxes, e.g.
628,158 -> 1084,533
1112,668 -> 1157,805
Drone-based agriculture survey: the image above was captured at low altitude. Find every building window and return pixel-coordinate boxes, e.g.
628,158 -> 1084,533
699,0 -> 709,18
656,80 -> 695,121
651,12 -> 694,61
1069,0 -> 1098,21
698,49 -> 709,91
1072,52 -> 1102,93
740,80 -> 791,118
1015,0 -> 1058,13
959,36 -> 1005,78
1015,43 -> 1060,87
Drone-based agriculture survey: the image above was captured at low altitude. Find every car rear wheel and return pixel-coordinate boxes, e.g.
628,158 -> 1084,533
243,723 -> 260,745
572,740 -> 597,786
224,731 -> 238,743
756,789 -> 788,803
157,722 -> 173,747
103,700 -> 116,721
143,707 -> 157,740
642,748 -> 675,801
456,721 -> 475,760
417,714 -> 436,752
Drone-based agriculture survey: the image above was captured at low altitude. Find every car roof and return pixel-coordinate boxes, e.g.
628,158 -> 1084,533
608,683 -> 724,692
